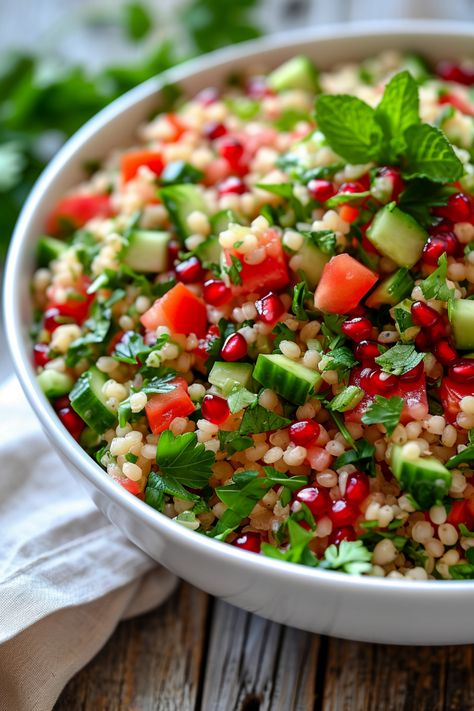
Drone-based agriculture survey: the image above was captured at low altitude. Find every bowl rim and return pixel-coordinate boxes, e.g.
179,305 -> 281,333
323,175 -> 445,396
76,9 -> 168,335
5,18 -> 474,594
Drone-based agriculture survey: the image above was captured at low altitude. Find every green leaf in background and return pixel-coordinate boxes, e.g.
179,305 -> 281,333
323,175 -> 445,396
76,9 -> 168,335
122,1 -> 153,41
402,123 -> 464,183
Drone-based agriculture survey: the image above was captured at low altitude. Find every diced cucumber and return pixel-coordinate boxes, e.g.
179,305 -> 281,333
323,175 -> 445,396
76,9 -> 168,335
208,362 -> 254,396
70,366 -> 117,433
37,370 -> 73,398
159,185 -> 208,240
253,353 -> 321,405
124,230 -> 170,273
448,299 -> 474,350
210,209 -> 241,235
160,160 -> 203,185
366,203 -> 427,268
195,236 -> 221,265
366,268 -> 414,308
296,234 -> 330,288
268,56 -> 320,93
391,298 -> 420,343
37,236 -> 67,267
391,444 -> 452,510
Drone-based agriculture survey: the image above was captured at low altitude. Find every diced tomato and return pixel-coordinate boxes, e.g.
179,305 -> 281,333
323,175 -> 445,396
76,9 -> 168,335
112,476 -> 143,496
439,92 -> 474,117
345,366 -> 429,425
140,282 -> 208,337
165,113 -> 187,141
145,382 -> 195,434
314,254 -> 378,314
194,325 -> 220,361
46,194 -> 113,236
223,229 -> 289,296
121,150 -> 164,183
439,376 -> 473,425
47,275 -> 94,325
339,205 -> 360,223
203,158 -> 231,186
447,500 -> 473,529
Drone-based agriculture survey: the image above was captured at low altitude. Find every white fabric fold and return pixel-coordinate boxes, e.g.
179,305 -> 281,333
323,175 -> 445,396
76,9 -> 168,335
0,376 -> 177,711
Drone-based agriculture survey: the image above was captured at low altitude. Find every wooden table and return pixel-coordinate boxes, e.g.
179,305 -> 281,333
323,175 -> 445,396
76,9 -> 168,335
54,582 -> 474,710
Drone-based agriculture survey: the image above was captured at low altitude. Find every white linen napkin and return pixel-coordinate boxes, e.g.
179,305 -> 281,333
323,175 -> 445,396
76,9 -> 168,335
0,376 -> 177,711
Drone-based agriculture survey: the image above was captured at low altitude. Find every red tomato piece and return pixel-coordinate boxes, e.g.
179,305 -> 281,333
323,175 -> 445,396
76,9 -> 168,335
112,476 -> 143,496
314,254 -> 378,314
439,376 -> 473,425
439,92 -> 474,117
145,384 -> 195,434
345,367 -> 428,425
140,282 -> 208,337
47,275 -> 94,325
46,194 -> 113,235
121,150 -> 164,183
223,229 -> 289,296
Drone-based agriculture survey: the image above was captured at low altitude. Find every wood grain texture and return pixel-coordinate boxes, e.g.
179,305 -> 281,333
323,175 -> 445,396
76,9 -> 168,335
54,584 -> 210,711
200,599 -> 322,711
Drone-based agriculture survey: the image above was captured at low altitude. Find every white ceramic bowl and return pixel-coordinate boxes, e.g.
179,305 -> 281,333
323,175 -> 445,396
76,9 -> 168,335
5,21 -> 474,645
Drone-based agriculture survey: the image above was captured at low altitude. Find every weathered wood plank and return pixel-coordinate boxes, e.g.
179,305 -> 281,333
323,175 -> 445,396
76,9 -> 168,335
321,638 -> 474,711
200,599 -> 322,711
54,583 -> 210,711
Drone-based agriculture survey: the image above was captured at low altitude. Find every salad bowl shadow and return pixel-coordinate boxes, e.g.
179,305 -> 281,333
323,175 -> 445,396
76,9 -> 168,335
4,20 -> 474,645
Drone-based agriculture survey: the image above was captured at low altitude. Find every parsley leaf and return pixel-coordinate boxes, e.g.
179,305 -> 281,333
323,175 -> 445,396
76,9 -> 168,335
402,123 -> 464,183
272,322 -> 297,351
319,540 -> 372,575
122,1 -> 153,41
322,346 -> 357,378
65,301 -> 112,366
303,229 -> 337,255
334,437 -> 376,477
375,343 -> 425,376
218,430 -> 253,455
361,395 -> 404,436
239,403 -> 291,435
210,469 -> 271,537
398,179 -> 457,226
156,431 -> 215,488
261,519 -> 315,565
329,385 -> 364,412
325,190 -> 370,207
113,331 -> 159,364
315,94 -> 383,164
227,386 -> 258,414
291,281 -> 311,321
419,253 -> 454,301
446,443 -> 474,470
223,254 -> 243,285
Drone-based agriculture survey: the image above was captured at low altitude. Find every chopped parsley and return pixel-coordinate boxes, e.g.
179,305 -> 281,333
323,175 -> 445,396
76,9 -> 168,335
375,343 -> 425,376
156,431 -> 215,488
223,254 -> 243,285
239,403 -> 291,435
361,395 -> 404,436
419,253 -> 454,301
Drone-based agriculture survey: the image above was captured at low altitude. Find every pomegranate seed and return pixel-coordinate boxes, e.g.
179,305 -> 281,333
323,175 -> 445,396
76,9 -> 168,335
307,179 -> 336,202
415,331 -> 430,351
203,279 -> 231,307
246,76 -> 273,98
43,307 -> 62,333
399,361 -> 425,382
33,343 -> 50,367
435,192 -> 472,223
219,137 -> 244,167
436,61 -> 474,86
328,499 -> 359,527
289,419 -> 321,446
54,395 -> 71,411
233,532 -> 261,553
347,304 -> 367,318
194,325 -> 220,360
433,340 -> 458,366
375,166 -> 405,201
57,406 -> 84,440
175,256 -> 204,284
339,180 -> 367,194
344,471 -> 370,505
329,526 -> 357,545
218,176 -> 246,196
342,316 -> 372,342
429,220 -> 454,234
255,292 -> 285,324
422,232 -> 459,265
428,319 -> 447,343
204,121 -> 227,141
201,393 -> 230,424
449,359 -> 474,383
221,332 -> 247,361
411,301 -> 440,328
196,87 -> 219,106
295,486 -> 329,517
362,368 -> 398,395
354,340 -> 380,365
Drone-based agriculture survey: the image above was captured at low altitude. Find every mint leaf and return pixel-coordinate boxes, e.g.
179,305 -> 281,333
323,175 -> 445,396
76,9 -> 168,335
375,343 -> 425,376
227,386 -> 258,414
403,123 -> 464,183
315,94 -> 383,164
374,71 -> 419,148
239,403 -> 291,435
398,179 -> 457,226
156,431 -> 215,488
419,253 -> 454,301
361,395 -> 404,435
329,385 -> 364,412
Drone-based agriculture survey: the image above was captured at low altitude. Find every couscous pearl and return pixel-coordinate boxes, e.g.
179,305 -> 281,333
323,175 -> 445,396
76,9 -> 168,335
141,444 -> 157,460
264,447 -> 284,464
425,538 -> 444,558
438,523 -> 458,546
441,424 -> 458,448
429,505 -> 447,525
188,383 -> 206,401
122,462 -> 142,481
283,445 -> 307,467
373,539 -> 397,565
279,340 -> 301,360
259,389 -> 279,410
130,392 -> 147,413
315,516 -> 332,537
450,471 -> 467,495
283,229 -> 304,251
457,412 -> 474,430
316,470 -> 338,488
460,396 -> 474,415
412,521 -> 434,544
186,210 -> 210,236
405,567 -> 428,581
424,415 -> 445,435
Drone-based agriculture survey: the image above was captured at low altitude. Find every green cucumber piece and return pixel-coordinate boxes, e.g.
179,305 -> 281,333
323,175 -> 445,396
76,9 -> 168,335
268,56 -> 320,93
366,203 -> 427,268
210,209 -> 241,235
70,366 -> 117,433
208,362 -> 254,396
297,234 -> 330,288
448,299 -> 474,350
37,236 -> 67,267
366,268 -> 414,308
391,444 -> 452,510
195,236 -> 221,265
159,184 -> 208,240
160,160 -> 203,185
124,230 -> 170,273
253,353 -> 321,405
391,298 -> 420,343
37,370 -> 73,398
